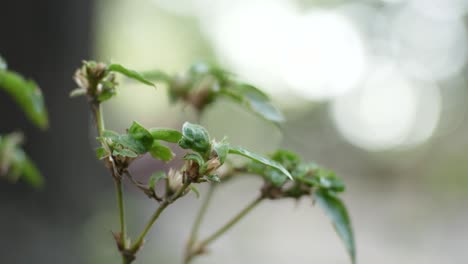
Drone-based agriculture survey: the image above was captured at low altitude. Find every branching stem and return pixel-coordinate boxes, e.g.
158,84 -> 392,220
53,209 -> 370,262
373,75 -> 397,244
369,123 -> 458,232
184,195 -> 264,263
130,182 -> 191,253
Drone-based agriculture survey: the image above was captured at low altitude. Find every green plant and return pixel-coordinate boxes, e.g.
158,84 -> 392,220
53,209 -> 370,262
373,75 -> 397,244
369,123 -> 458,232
0,55 -> 48,188
71,61 -> 356,263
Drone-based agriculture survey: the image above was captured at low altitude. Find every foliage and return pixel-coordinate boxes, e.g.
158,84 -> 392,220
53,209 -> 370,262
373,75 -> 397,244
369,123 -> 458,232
143,62 -> 283,123
0,55 -> 48,187
71,61 -> 356,264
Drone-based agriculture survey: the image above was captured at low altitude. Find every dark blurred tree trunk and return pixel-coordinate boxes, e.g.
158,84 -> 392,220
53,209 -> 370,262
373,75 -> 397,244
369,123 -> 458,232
0,0 -> 105,263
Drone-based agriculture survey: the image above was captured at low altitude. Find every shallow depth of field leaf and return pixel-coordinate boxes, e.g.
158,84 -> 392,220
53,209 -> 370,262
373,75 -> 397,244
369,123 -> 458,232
0,134 -> 44,188
221,84 -> 283,124
315,190 -> 355,264
108,64 -> 155,87
228,145 -> 292,180
128,121 -> 154,150
142,70 -> 172,83
213,140 -> 229,164
149,141 -> 174,161
150,128 -> 183,143
0,70 -> 48,129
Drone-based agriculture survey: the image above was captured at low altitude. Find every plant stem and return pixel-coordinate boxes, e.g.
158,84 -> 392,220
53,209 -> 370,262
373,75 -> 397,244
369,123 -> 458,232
115,178 -> 127,246
183,184 -> 216,262
130,182 -> 191,253
185,195 -> 264,263
92,103 -> 105,136
91,102 -> 128,262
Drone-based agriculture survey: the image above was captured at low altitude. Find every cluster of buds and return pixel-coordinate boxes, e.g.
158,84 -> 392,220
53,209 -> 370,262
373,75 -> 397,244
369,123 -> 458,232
71,61 -> 118,103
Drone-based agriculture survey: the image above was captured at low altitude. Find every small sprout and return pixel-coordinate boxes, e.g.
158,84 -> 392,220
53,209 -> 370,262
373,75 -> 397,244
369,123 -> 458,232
189,185 -> 200,198
149,171 -> 167,190
71,61 -> 155,103
178,122 -> 211,155
212,139 -> 229,164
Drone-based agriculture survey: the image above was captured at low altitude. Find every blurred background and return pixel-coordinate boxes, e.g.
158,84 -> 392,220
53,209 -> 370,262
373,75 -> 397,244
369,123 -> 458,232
1,0 -> 468,263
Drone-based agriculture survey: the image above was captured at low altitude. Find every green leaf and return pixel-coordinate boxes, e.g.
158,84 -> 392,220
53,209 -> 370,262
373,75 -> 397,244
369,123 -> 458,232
178,122 -> 211,154
16,150 -> 44,188
149,141 -> 174,161
150,128 -> 183,143
0,134 -> 44,188
213,139 -> 229,164
315,190 -> 355,264
183,153 -> 205,166
0,55 -> 7,70
271,149 -> 302,171
221,84 -> 283,123
112,148 -> 138,158
142,70 -> 172,83
0,70 -> 49,129
149,171 -> 166,190
107,64 -> 155,87
228,146 -> 292,180
102,131 -> 147,155
128,121 -> 153,150
189,185 -> 200,198
96,147 -> 107,159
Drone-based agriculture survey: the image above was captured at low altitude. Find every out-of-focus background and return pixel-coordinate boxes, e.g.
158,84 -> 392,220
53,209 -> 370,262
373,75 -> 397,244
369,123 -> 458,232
1,0 -> 468,263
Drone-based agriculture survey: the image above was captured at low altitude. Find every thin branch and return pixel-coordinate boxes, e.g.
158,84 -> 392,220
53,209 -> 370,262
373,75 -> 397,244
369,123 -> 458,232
91,102 -> 129,263
185,195 -> 264,263
184,184 -> 216,263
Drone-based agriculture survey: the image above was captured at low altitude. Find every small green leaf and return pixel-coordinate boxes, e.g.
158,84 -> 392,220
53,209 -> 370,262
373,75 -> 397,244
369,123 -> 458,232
213,139 -> 229,164
102,130 -> 120,139
183,153 -> 205,166
189,185 -> 200,198
149,141 -> 174,161
0,56 -> 7,70
16,150 -> 44,188
112,148 -> 138,158
315,190 -> 355,264
271,149 -> 302,171
150,128 -> 183,143
0,135 -> 44,188
142,70 -> 172,83
228,146 -> 292,180
96,147 -> 107,159
149,171 -> 166,190
105,133 -> 147,155
108,64 -> 155,87
203,174 -> 220,183
178,122 -> 211,154
0,70 -> 48,129
96,86 -> 116,102
128,121 -> 153,150
221,84 -> 283,123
